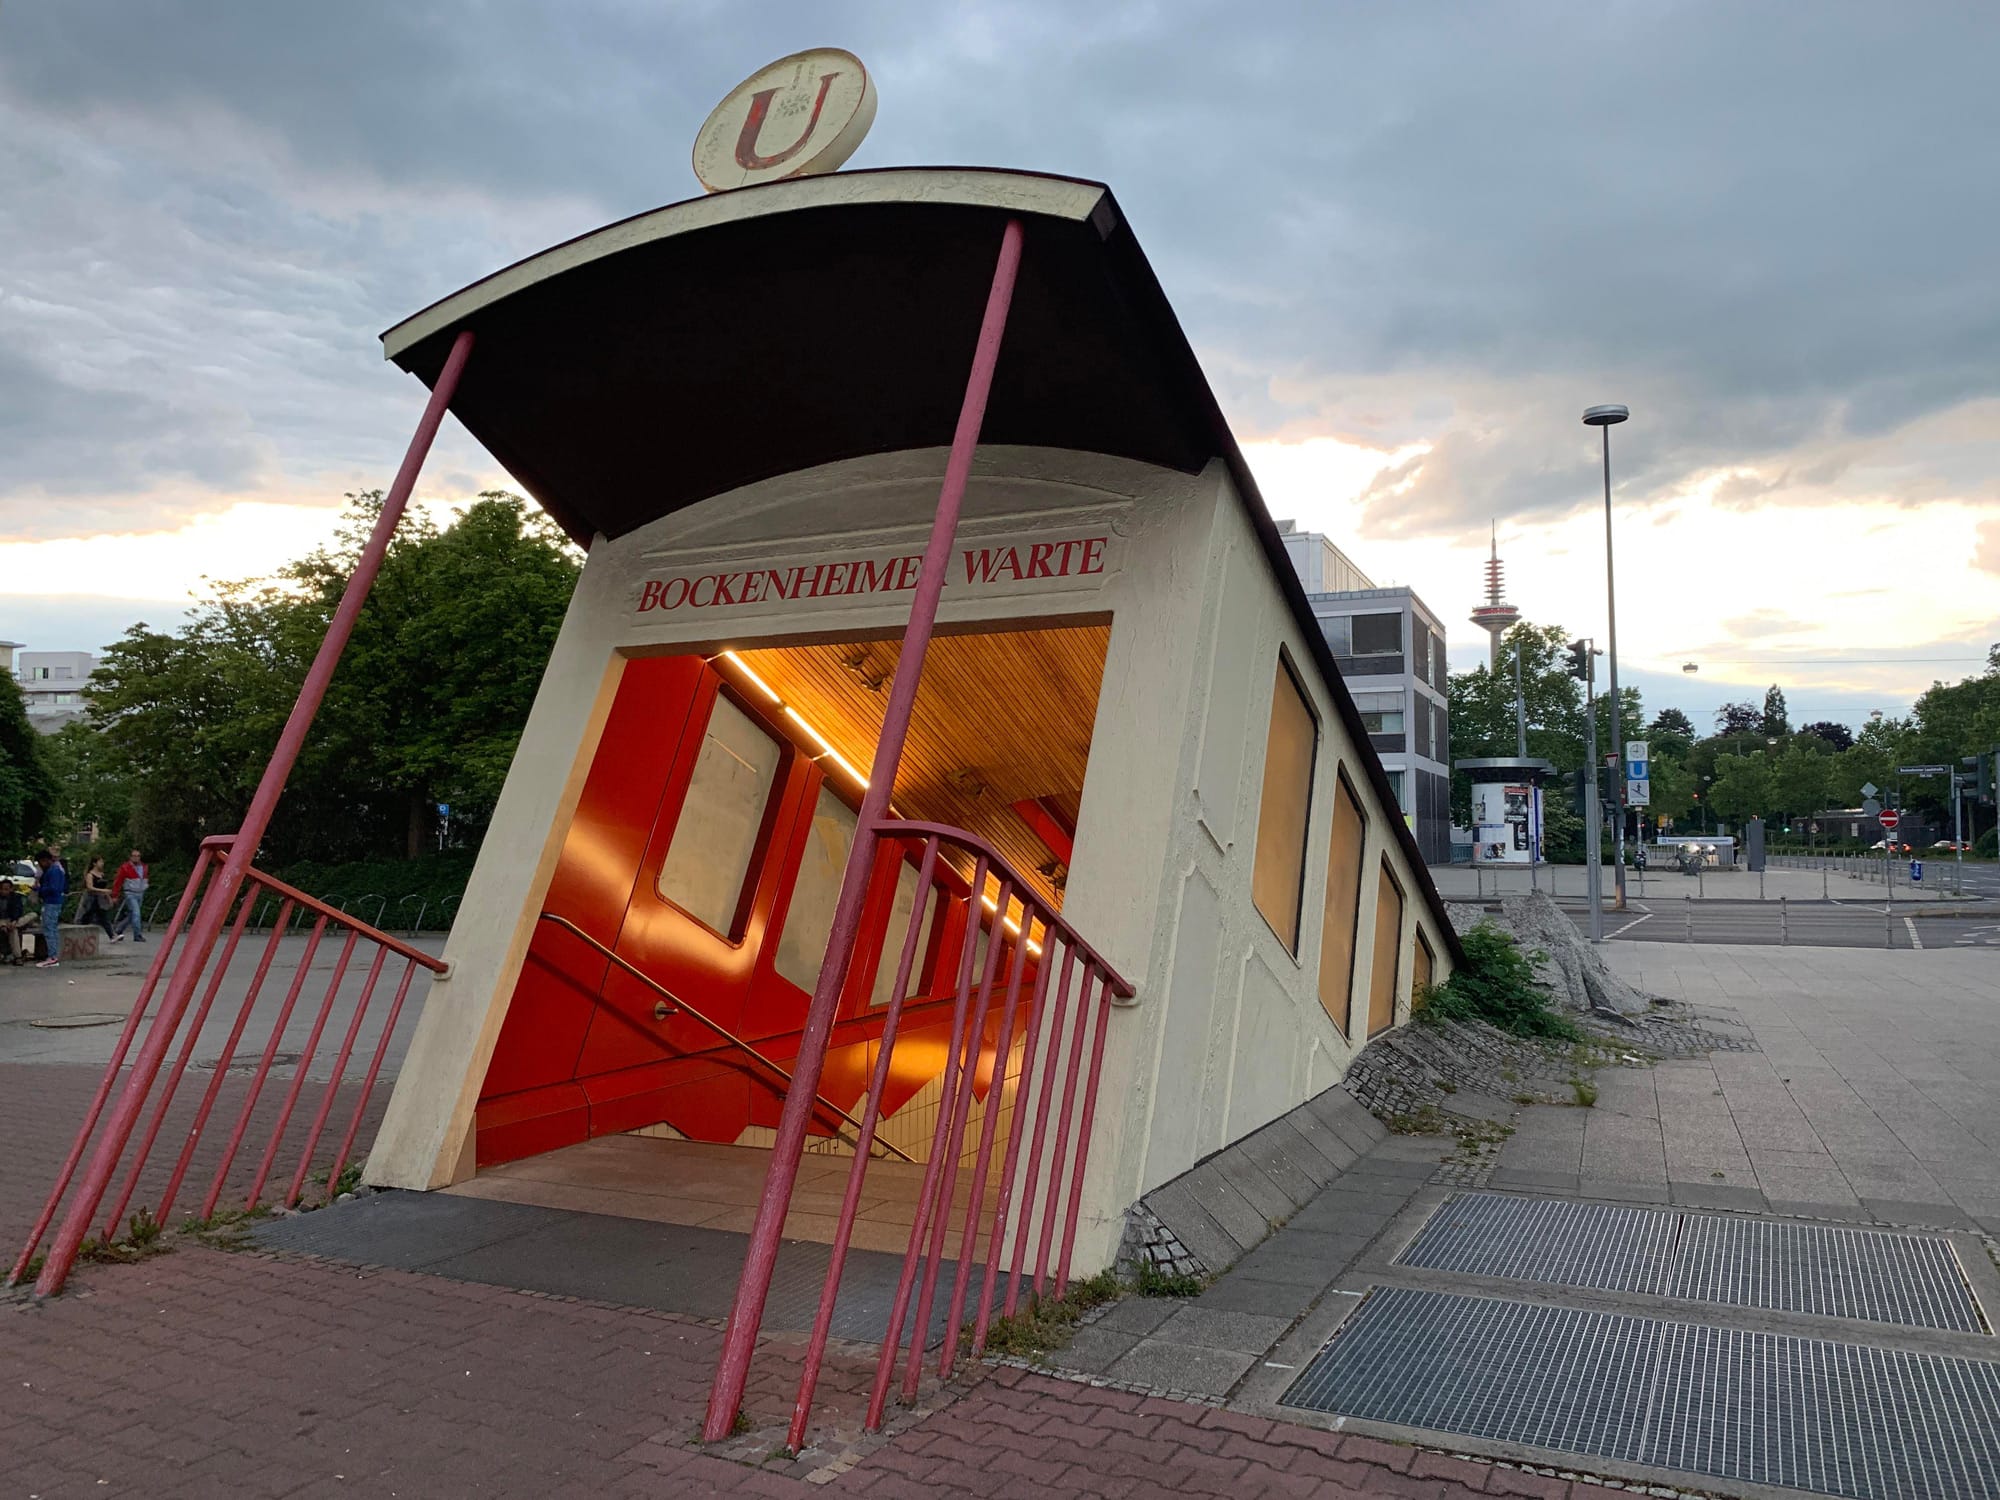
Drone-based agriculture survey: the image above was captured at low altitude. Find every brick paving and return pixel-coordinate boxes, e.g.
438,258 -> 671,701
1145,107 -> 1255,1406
0,1061 -> 1612,1499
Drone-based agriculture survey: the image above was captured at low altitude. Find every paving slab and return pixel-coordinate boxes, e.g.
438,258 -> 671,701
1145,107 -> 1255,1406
1153,1304 -> 1294,1353
1103,1338 -> 1255,1395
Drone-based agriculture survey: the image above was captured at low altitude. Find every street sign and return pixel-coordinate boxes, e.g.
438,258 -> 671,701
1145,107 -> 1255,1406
1862,797 -> 1880,815
1861,781 -> 1879,798
1879,810 -> 1901,831
1899,764 -> 1950,775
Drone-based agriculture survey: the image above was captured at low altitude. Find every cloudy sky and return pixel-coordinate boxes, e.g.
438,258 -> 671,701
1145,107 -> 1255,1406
3,2 -> 1995,729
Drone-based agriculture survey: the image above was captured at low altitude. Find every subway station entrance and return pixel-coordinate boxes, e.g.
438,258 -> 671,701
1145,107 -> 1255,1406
469,622 -> 1109,1244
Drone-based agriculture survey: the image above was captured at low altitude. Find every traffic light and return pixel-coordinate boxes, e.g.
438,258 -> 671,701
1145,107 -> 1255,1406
1981,749 -> 1998,805
1570,768 -> 1588,815
1565,639 -> 1590,681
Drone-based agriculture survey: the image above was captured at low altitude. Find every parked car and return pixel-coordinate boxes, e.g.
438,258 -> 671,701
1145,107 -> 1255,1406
1869,840 -> 1914,853
1929,840 -> 1969,852
3,859 -> 34,894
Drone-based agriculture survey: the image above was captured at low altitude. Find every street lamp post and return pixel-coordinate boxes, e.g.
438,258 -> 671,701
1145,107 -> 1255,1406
1584,403 -> 1631,909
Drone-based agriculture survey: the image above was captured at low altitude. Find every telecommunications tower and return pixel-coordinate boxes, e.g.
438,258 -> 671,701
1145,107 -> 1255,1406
1469,523 -> 1520,669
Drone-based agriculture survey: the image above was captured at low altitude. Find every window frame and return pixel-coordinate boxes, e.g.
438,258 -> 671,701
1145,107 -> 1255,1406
652,680 -> 792,946
1365,859 -> 1407,1037
1315,765 -> 1369,1034
1250,650 -> 1320,957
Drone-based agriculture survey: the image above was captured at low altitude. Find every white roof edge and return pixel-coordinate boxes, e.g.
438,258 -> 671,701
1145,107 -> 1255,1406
381,168 -> 1109,362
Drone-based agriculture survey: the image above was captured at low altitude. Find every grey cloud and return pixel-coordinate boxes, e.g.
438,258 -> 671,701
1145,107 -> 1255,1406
1,1 -> 1996,542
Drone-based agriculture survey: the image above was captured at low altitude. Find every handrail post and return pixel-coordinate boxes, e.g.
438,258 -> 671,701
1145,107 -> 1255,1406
706,220 -> 1024,1440
31,330 -> 473,1297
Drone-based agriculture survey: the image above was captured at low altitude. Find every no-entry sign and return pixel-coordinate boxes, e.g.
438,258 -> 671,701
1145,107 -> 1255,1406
1879,811 -> 1901,831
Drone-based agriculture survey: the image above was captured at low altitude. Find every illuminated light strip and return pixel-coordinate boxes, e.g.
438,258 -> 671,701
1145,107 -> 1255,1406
719,650 -> 1041,949
719,649 -> 781,703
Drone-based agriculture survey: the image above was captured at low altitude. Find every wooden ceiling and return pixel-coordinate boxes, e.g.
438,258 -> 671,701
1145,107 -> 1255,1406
733,622 -> 1110,910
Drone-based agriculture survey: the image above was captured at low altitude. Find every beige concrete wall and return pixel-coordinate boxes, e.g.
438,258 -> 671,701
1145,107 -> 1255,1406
367,446 -> 1451,1281
1053,463 -> 1452,1271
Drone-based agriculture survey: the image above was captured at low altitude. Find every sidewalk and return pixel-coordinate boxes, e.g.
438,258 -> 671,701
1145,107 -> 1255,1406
1493,944 -> 2000,1230
1428,862 -> 1929,904
0,1059 -> 1611,1499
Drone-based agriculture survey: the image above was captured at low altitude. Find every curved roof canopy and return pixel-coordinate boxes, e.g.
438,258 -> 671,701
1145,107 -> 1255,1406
383,166 -> 1464,960
384,168 -> 1230,546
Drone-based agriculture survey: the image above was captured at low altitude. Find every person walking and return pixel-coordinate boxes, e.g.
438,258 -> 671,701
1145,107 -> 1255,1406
111,848 -> 149,942
79,856 -> 116,939
33,848 -> 67,968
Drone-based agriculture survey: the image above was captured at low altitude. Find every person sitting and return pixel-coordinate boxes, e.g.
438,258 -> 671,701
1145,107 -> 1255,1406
33,849 -> 67,969
0,877 -> 30,964
78,855 -> 117,939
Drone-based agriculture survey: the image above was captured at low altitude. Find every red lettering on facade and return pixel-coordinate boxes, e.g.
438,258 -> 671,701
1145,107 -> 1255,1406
633,536 -> 1109,612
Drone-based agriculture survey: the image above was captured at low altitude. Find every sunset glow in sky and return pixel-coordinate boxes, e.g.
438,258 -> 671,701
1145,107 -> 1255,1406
3,4 -> 1994,731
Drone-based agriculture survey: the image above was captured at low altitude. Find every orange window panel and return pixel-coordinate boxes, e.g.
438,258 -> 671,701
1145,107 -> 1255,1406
1251,657 -> 1318,953
1367,861 -> 1405,1037
1317,771 -> 1367,1033
1412,928 -> 1436,1011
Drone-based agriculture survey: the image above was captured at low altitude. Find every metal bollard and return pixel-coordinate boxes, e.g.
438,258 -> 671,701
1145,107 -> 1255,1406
1759,869 -> 1766,902
1822,869 -> 1828,901
1885,902 -> 1893,949
1686,894 -> 1694,944
1780,895 -> 1788,946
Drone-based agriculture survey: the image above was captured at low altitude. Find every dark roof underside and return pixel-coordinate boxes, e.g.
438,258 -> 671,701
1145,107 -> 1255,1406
385,171 -> 1464,963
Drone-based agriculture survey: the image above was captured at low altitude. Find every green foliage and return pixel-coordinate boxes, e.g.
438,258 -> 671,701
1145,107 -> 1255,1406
1570,1078 -> 1599,1108
1133,1262 -> 1206,1298
974,1269 -> 1125,1360
1976,828 -> 1997,857
1420,923 -> 1580,1040
1706,754 -> 1773,824
0,675 -> 56,851
52,492 -> 579,867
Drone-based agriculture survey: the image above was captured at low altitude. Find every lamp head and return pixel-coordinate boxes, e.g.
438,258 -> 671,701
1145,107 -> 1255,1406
1583,404 -> 1630,427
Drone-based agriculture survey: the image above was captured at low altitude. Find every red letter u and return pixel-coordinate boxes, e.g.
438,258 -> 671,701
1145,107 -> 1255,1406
735,73 -> 839,170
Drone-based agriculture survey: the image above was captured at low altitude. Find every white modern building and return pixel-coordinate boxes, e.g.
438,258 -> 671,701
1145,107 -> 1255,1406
1278,525 -> 1451,864
14,649 -> 96,731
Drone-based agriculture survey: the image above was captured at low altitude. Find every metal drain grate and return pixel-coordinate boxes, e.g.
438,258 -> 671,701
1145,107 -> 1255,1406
1396,1192 -> 1677,1295
1671,1213 -> 1981,1333
1397,1192 -> 1982,1332
1283,1287 -> 2000,1500
1281,1285 -> 1657,1462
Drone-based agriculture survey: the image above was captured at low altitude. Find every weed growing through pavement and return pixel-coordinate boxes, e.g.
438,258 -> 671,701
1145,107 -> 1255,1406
1570,1078 -> 1599,1108
974,1268 -> 1124,1362
1133,1262 -> 1206,1299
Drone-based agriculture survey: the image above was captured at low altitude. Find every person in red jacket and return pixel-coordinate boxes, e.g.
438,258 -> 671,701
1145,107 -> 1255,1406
110,848 -> 149,943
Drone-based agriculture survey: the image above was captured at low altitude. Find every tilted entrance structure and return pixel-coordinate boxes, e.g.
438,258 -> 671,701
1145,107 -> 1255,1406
14,165 -> 1459,1447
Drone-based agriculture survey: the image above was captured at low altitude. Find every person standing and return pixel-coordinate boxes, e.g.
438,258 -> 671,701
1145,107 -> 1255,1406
111,848 -> 149,942
79,856 -> 116,939
34,849 -> 67,968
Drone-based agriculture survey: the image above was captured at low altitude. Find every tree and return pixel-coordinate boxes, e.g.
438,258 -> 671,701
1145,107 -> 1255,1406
1715,701 -> 1761,735
67,491 -> 581,867
1647,708 -> 1697,757
1707,754 -> 1773,827
1769,745 -> 1830,826
0,675 -> 56,852
1800,720 -> 1854,752
1760,685 -> 1790,737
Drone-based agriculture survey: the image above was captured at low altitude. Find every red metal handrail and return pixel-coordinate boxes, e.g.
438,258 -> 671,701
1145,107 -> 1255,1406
779,821 -> 1136,1450
534,912 -> 914,1162
10,841 -> 449,1294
